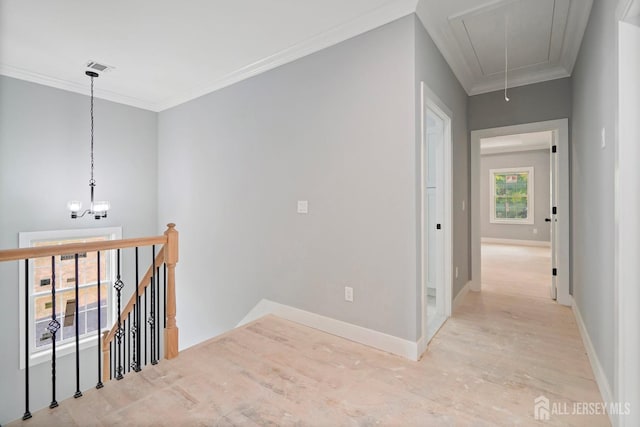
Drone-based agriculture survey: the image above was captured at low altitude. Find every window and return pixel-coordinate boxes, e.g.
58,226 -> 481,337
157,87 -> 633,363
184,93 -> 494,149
489,167 -> 534,224
19,227 -> 121,368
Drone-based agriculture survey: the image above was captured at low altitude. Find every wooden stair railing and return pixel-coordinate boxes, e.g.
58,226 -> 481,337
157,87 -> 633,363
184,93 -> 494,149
0,223 -> 179,421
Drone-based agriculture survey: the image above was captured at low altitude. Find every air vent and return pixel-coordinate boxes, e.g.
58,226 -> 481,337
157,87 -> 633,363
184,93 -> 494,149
86,60 -> 115,74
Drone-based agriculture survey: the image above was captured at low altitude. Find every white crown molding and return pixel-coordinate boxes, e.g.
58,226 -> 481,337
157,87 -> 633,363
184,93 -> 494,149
0,63 -> 161,111
560,0 -> 594,73
154,0 -> 418,111
469,64 -> 570,95
417,0 -> 592,96
0,0 -> 418,112
415,5 -> 475,94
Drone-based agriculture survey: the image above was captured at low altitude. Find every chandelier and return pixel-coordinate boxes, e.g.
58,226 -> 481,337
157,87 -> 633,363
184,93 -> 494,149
67,71 -> 110,219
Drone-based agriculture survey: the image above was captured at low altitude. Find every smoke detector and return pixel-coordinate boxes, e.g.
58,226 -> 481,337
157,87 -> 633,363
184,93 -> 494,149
85,60 -> 115,75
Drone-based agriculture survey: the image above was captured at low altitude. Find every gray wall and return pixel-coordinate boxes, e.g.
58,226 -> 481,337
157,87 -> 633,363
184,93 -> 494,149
480,150 -> 551,242
468,78 -> 572,131
158,16 -> 419,349
571,0 -> 618,392
414,16 -> 470,311
0,76 -> 158,423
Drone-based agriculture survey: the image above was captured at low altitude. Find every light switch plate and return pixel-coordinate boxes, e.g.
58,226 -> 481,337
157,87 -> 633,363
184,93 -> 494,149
297,200 -> 308,214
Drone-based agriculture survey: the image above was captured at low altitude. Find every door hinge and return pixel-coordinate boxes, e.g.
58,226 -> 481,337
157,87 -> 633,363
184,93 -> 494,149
552,268 -> 557,276
552,145 -> 557,153
552,206 -> 557,215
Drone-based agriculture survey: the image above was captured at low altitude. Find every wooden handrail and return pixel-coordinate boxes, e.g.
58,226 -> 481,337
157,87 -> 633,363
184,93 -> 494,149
0,235 -> 167,262
102,247 -> 166,345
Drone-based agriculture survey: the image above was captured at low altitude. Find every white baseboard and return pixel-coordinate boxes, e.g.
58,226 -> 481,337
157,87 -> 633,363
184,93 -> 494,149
453,281 -> 471,311
481,237 -> 551,247
572,298 -> 615,426
238,299 -> 420,361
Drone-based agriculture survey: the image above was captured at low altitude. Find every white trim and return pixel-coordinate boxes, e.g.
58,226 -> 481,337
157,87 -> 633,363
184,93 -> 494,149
1,0 -> 418,112
615,8 -> 640,426
18,226 -> 122,369
0,63 -> 160,111
471,119 -> 570,305
238,299 -> 421,361
453,281 -> 471,312
419,82 -> 453,349
489,166 -> 535,225
572,298 -> 615,425
481,237 -> 551,247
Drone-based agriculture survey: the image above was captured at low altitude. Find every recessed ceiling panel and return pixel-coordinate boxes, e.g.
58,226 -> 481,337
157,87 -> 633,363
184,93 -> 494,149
417,0 -> 591,95
462,0 -> 555,76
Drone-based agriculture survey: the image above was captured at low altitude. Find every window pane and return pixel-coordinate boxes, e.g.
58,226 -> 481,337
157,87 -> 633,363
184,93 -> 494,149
32,236 -> 110,349
494,172 -> 529,220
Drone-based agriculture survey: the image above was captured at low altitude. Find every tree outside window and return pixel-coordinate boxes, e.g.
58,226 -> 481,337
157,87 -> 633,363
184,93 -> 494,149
490,167 -> 534,224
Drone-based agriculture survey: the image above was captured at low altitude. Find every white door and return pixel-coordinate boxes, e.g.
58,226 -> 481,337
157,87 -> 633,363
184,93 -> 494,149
424,108 -> 446,339
549,142 -> 558,299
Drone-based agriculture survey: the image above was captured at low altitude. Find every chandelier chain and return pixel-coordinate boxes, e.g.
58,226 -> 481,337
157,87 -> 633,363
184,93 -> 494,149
90,75 -> 95,187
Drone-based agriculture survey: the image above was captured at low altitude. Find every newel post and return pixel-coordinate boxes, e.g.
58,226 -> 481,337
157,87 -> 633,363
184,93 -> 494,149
164,223 -> 179,359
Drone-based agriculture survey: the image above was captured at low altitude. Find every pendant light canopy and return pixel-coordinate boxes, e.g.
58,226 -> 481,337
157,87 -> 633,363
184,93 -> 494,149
67,71 -> 110,219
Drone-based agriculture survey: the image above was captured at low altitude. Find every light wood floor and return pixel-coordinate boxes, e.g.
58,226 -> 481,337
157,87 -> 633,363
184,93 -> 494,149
9,287 -> 608,426
482,243 -> 552,299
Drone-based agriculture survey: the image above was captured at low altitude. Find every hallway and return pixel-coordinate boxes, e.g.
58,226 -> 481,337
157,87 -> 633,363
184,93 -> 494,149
9,292 -> 607,425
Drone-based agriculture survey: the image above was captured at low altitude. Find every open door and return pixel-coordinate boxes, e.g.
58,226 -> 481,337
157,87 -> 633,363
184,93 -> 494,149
549,141 -> 559,300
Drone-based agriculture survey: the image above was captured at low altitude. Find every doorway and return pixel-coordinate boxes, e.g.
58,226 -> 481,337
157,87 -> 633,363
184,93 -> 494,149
478,132 -> 553,299
420,83 -> 452,350
470,119 -> 570,306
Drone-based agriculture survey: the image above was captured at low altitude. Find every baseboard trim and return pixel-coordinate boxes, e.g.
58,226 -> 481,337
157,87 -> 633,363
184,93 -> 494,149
572,297 -> 615,425
481,237 -> 551,247
238,299 -> 420,361
453,281 -> 471,312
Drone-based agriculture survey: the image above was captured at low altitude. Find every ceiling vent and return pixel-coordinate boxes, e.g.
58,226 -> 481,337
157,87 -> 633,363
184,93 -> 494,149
85,60 -> 115,74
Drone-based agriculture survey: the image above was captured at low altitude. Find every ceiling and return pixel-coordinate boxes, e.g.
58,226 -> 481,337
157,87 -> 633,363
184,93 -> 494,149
416,0 -> 593,95
0,0 -> 418,111
481,131 -> 552,154
0,0 -> 592,111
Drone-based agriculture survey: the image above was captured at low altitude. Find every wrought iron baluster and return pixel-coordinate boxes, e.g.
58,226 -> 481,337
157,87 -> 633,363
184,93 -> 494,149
127,312 -> 131,373
48,256 -> 60,409
96,251 -> 103,389
114,249 -> 124,380
163,263 -> 167,329
134,247 -> 141,372
149,245 -> 157,365
156,263 -> 161,360
74,254 -> 83,398
23,259 -> 32,420
144,281 -> 147,366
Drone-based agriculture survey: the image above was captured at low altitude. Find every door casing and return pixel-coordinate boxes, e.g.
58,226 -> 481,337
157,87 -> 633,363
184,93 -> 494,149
470,119 -> 571,306
418,82 -> 453,355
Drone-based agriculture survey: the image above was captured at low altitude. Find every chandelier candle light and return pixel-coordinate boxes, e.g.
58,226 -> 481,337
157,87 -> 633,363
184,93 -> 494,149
67,71 -> 110,219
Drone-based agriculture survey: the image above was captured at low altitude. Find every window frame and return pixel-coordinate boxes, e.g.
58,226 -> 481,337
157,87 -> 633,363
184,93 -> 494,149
18,226 -> 121,369
489,167 -> 535,225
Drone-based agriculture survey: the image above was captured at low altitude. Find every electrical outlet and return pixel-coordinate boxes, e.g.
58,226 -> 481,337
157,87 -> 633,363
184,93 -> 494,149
462,200 -> 465,211
601,127 -> 606,149
455,267 -> 459,279
297,200 -> 308,214
533,228 -> 538,234
344,286 -> 354,302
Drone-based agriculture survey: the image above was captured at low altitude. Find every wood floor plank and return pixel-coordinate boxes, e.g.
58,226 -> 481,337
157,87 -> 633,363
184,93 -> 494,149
8,245 -> 608,425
